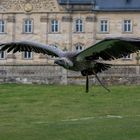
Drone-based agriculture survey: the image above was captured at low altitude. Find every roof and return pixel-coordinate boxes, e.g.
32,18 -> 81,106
58,0 -> 140,11
95,0 -> 140,11
58,0 -> 93,5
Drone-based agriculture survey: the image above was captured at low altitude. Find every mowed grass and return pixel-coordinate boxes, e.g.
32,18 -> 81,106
0,84 -> 140,140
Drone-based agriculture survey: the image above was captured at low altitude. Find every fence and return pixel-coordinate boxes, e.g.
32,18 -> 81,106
0,64 -> 140,85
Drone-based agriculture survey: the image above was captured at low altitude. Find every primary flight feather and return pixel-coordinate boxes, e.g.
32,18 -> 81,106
1,37 -> 140,92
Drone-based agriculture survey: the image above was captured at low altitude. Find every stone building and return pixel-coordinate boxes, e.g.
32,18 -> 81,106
0,0 -> 140,65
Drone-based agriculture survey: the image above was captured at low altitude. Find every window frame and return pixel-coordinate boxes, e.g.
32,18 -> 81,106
123,19 -> 132,33
51,19 -> 59,33
0,19 -> 6,34
74,43 -> 84,52
23,51 -> 33,59
23,19 -> 33,34
122,54 -> 133,60
0,50 -> 6,59
99,19 -> 109,33
75,19 -> 84,33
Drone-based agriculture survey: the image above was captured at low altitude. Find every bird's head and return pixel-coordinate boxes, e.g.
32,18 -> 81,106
54,58 -> 73,69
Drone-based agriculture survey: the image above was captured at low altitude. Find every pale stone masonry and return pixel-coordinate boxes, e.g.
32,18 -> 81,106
0,0 -> 140,65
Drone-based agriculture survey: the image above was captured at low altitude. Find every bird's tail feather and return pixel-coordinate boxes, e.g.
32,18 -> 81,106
94,62 -> 112,73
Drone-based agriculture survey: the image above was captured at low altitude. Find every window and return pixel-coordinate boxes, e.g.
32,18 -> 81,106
0,50 -> 5,59
75,44 -> 83,52
23,19 -> 33,33
123,54 -> 132,60
123,20 -> 132,32
0,20 -> 5,33
51,19 -> 59,33
23,51 -> 32,59
75,19 -> 83,32
100,20 -> 108,33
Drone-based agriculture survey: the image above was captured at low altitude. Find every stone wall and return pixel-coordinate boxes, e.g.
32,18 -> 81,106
0,64 -> 64,84
67,65 -> 140,85
0,64 -> 140,85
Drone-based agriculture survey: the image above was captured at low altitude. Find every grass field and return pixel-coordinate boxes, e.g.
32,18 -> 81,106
0,84 -> 140,140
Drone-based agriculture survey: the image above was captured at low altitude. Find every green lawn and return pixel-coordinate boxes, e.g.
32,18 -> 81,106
0,84 -> 140,140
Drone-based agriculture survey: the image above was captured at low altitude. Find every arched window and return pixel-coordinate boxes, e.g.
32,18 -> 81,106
0,20 -> 5,33
75,19 -> 83,32
51,19 -> 59,33
23,19 -> 33,33
75,43 -> 84,52
123,54 -> 132,60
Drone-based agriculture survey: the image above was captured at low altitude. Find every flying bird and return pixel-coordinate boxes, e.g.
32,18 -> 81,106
1,37 -> 140,92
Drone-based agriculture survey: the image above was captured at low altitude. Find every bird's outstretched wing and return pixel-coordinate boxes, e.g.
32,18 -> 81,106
75,37 -> 140,61
0,41 -> 64,57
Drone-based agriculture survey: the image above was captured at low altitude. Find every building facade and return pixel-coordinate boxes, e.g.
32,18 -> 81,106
0,0 -> 140,65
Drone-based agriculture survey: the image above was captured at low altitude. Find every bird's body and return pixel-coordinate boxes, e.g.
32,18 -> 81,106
1,37 -> 140,92
54,51 -> 109,72
55,55 -> 96,71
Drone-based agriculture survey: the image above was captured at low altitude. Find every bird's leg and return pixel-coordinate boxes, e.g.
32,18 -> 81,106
94,73 -> 110,92
86,74 -> 89,93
